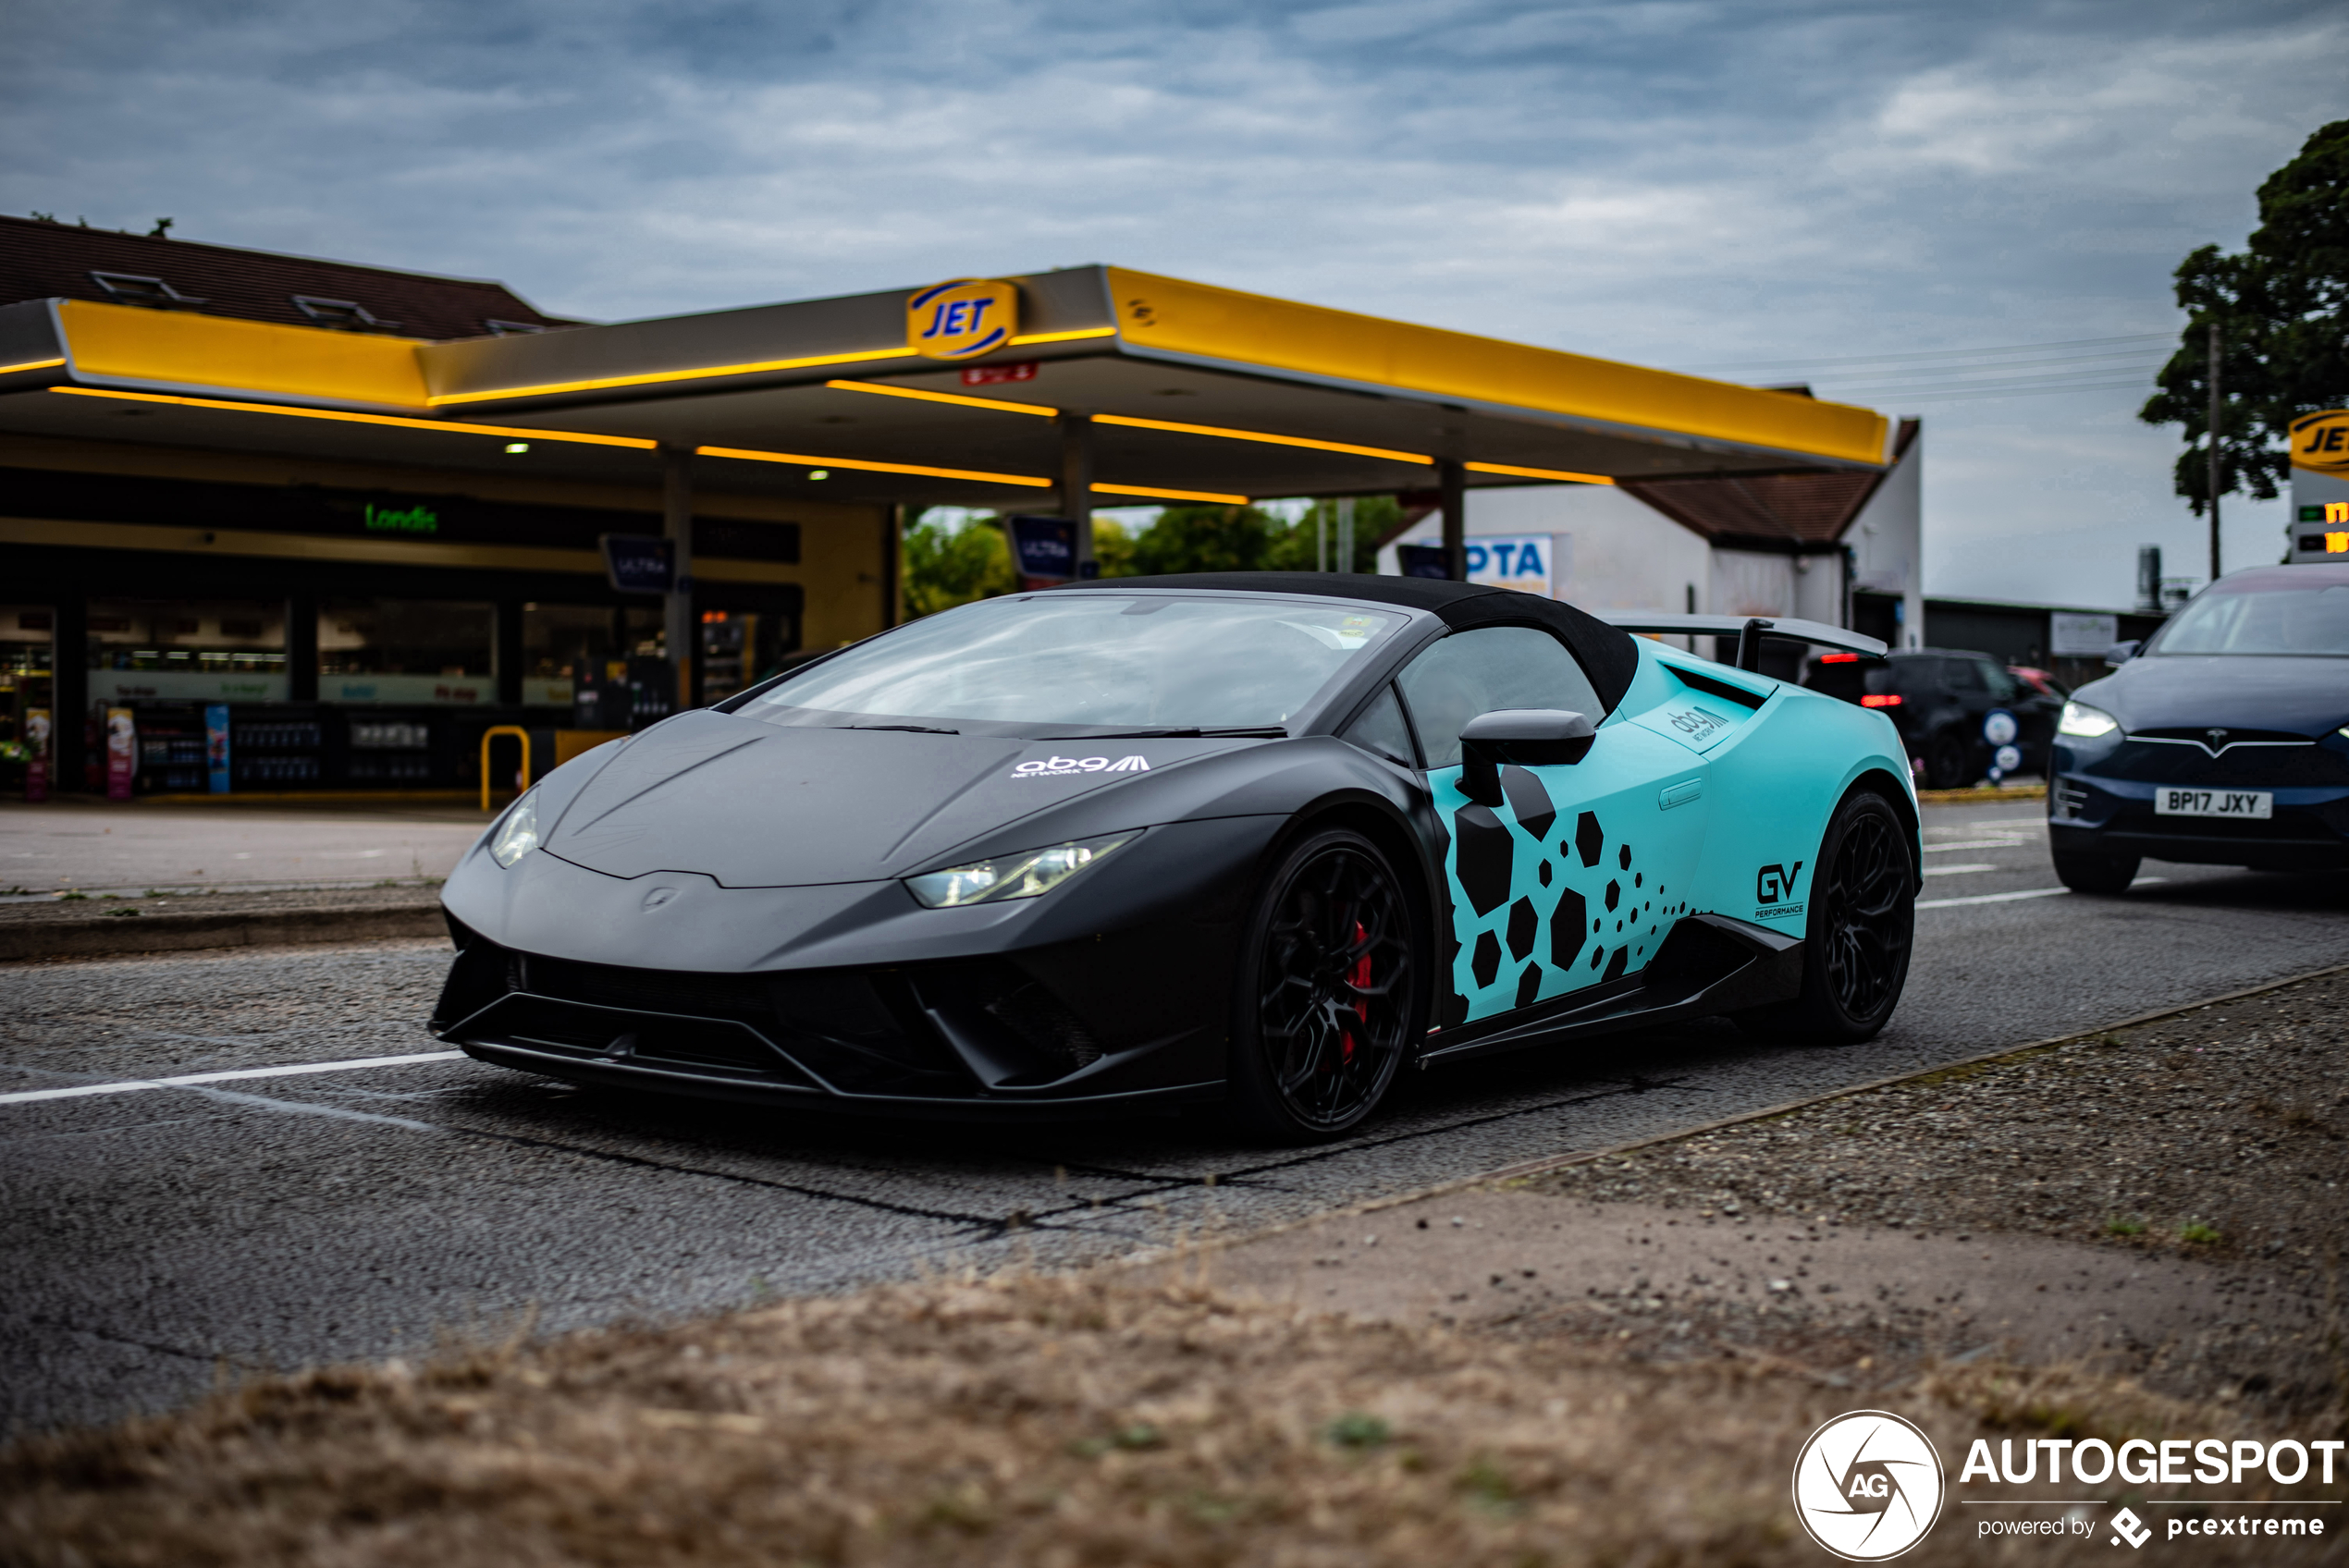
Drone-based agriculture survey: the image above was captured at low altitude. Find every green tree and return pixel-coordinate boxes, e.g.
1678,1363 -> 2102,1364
2142,120 -> 2349,513
902,511 -> 1015,617
1098,497 -> 1406,577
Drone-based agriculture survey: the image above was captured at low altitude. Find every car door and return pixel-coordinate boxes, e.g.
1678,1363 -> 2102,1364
1396,626 -> 1712,1028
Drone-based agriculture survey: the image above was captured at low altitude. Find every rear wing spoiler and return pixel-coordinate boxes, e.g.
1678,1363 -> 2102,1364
1599,613 -> 1888,674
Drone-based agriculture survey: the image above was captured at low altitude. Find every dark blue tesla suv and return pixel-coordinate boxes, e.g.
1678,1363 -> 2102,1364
2048,563 -> 2349,892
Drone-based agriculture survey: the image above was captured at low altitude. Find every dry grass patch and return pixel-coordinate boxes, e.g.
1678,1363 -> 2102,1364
3,1271 -> 2331,1567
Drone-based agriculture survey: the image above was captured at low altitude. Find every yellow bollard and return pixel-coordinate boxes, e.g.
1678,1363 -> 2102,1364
480,725 -> 532,813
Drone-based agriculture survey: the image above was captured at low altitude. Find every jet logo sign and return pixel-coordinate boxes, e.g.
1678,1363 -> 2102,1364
908,279 -> 1018,361
2289,409 -> 2349,473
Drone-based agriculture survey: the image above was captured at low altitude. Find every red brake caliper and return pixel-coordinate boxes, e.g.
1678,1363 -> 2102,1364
1342,919 -> 1371,1062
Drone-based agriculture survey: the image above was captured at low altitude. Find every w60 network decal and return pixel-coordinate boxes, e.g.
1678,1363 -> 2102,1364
1010,754 -> 1150,779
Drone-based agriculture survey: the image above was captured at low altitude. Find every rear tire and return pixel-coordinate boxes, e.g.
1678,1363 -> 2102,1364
2052,848 -> 2140,894
1225,827 -> 1421,1143
1737,788 -> 1916,1046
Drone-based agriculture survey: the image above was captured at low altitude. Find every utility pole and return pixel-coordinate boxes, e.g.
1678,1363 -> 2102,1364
1335,496 -> 1355,574
2207,322 -> 2222,584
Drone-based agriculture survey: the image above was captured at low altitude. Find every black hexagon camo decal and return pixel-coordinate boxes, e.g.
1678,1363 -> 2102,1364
1437,753 -> 1697,1024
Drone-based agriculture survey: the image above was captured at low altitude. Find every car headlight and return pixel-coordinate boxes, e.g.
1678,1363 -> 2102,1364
486,791 -> 540,868
2057,701 -> 2119,740
906,832 -> 1134,908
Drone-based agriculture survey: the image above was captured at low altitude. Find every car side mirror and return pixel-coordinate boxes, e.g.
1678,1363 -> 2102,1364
2103,640 -> 2140,668
1459,708 -> 1596,805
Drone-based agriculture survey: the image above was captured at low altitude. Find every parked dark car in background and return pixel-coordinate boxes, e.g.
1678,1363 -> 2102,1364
1802,648 -> 2060,788
2046,564 -> 2349,893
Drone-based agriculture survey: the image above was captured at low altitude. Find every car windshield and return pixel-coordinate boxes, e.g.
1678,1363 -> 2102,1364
2151,582 -> 2349,656
733,593 -> 1407,731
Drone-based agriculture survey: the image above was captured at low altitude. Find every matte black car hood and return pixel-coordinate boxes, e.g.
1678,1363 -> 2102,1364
2078,655 -> 2349,737
539,709 -> 1240,887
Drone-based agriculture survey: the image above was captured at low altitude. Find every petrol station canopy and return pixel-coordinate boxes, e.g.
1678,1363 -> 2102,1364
0,264 -> 1888,512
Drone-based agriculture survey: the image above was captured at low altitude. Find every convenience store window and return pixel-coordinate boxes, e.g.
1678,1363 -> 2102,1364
1,606 -> 56,775
320,599 -> 494,704
86,599 -> 289,703
519,603 -> 662,706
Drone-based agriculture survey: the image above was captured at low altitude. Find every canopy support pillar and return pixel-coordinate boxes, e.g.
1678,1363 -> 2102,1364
660,443 -> 695,708
1439,458 -> 1467,582
1058,412 -> 1095,576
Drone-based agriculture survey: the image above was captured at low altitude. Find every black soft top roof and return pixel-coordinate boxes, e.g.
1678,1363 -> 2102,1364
1056,572 -> 1641,714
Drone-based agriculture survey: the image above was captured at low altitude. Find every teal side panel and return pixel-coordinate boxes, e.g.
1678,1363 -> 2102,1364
1433,722 -> 1709,1023
1652,652 -> 1912,933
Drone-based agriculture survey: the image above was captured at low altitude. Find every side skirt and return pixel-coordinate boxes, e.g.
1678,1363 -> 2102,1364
1415,913 -> 1802,1069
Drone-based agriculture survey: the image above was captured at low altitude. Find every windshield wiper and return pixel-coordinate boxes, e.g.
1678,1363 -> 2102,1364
1036,725 -> 1288,740
843,723 -> 960,735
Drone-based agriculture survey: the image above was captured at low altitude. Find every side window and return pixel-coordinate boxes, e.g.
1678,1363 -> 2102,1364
1340,683 -> 1418,766
1945,659 -> 1986,692
1395,626 -> 1604,769
1977,662 -> 2017,702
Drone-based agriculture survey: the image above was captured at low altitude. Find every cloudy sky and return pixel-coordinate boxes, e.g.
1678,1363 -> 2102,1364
6,1 -> 2343,608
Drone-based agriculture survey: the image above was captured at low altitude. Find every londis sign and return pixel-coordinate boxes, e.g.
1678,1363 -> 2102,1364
2290,409 -> 2349,473
906,279 -> 1016,360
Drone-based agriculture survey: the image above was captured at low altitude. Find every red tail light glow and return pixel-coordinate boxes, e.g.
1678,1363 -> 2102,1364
1819,652 -> 1861,664
1860,693 -> 1902,708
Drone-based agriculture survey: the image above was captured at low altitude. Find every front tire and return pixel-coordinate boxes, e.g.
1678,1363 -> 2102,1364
1738,788 -> 1916,1045
1225,827 -> 1420,1142
2052,847 -> 2140,894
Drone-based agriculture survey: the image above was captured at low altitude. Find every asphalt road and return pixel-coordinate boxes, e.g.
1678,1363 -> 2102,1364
5,797 -> 2346,1436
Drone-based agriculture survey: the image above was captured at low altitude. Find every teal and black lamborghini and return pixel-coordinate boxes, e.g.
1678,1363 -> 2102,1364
434,574 -> 1917,1142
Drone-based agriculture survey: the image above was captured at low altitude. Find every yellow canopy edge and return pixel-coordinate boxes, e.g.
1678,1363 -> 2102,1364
1102,268 -> 1888,469
58,299 -> 432,410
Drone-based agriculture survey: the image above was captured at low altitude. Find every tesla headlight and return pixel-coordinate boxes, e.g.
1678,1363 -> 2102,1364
486,791 -> 540,868
2057,701 -> 2119,740
906,833 -> 1134,908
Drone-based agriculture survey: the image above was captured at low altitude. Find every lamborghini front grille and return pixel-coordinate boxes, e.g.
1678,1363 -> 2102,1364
435,938 -> 1111,1096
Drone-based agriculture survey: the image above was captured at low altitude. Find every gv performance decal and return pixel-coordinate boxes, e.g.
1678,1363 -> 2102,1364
1012,754 -> 1150,779
1755,860 -> 1804,920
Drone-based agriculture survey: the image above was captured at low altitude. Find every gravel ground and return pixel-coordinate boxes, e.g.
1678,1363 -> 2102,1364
1529,966 -> 2349,1417
1,1271 -> 2330,1568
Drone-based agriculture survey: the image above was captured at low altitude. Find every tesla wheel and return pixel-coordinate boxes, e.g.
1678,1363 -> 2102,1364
1738,788 -> 1915,1046
2052,848 -> 2140,894
1227,827 -> 1420,1142
1924,730 -> 1970,790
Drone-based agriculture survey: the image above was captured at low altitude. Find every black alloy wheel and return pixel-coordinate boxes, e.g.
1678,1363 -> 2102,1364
1227,827 -> 1420,1141
1738,788 -> 1916,1045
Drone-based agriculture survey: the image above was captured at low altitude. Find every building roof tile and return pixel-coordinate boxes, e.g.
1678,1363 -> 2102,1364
1621,418 -> 1919,546
0,215 -> 576,342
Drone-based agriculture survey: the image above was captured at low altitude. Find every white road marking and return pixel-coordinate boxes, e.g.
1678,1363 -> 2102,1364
0,1050 -> 466,1107
1919,876 -> 2166,911
1924,838 -> 2027,851
1922,864 -> 1997,876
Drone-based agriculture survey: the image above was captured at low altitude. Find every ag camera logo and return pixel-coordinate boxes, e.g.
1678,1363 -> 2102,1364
1792,1410 -> 1945,1561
